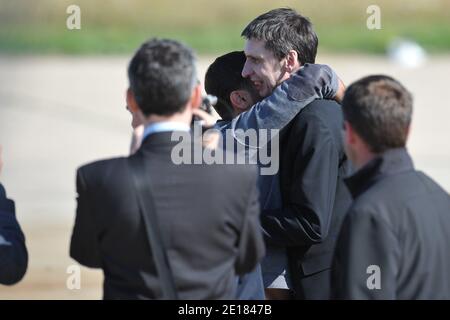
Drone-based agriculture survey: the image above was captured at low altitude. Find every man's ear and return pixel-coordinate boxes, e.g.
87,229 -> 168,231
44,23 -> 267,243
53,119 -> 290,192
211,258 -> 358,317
230,90 -> 251,113
285,50 -> 299,73
345,121 -> 369,151
127,88 -> 146,128
344,121 -> 356,146
405,125 -> 411,142
189,84 -> 202,110
127,88 -> 140,113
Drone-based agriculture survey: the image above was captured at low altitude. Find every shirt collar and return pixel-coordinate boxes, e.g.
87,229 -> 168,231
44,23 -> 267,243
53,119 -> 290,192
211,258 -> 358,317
142,121 -> 190,141
344,147 -> 414,199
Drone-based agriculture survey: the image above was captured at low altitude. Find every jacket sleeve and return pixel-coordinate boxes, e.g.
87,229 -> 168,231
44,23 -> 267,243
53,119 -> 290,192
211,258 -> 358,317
234,168 -> 266,275
331,208 -> 400,299
261,112 -> 340,247
70,168 -> 102,268
0,183 -> 28,285
220,64 -> 338,137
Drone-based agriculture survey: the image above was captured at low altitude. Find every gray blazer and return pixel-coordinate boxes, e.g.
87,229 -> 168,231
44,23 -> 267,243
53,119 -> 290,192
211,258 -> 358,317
332,148 -> 450,299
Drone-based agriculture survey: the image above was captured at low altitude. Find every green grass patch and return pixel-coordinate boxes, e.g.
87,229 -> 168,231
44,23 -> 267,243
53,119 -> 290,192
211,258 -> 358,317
0,24 -> 247,55
1,0 -> 449,55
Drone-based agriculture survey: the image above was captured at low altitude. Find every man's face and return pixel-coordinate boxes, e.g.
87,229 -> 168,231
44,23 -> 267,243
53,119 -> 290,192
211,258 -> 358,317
242,39 -> 288,98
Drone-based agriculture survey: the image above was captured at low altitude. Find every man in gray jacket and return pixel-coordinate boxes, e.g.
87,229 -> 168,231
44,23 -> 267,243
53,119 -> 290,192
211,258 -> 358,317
332,75 -> 450,299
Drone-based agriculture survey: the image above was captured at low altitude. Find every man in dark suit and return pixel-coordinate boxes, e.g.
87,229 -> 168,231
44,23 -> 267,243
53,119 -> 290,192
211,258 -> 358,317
204,51 -> 343,299
332,75 -> 450,299
0,147 -> 28,285
70,39 -> 265,299
266,98 -> 352,300
241,8 -> 352,299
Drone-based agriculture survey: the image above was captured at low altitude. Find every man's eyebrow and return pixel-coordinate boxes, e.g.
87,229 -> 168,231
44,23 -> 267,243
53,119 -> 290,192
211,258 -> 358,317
245,54 -> 262,60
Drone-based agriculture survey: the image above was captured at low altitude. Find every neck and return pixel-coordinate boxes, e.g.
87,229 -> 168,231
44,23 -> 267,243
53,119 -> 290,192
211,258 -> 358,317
353,148 -> 377,170
142,109 -> 192,127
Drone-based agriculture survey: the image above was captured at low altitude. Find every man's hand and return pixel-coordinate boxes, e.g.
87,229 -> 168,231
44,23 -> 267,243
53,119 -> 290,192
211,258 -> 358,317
192,109 -> 218,127
202,129 -> 220,150
192,109 -> 220,149
130,125 -> 144,155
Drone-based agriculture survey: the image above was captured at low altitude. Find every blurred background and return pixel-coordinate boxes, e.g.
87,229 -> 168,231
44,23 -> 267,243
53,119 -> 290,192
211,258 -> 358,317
0,0 -> 449,299
1,0 -> 450,54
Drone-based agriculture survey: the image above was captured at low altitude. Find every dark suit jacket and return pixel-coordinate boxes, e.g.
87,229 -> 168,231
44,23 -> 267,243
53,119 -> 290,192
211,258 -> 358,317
262,99 -> 352,299
332,148 -> 450,299
0,183 -> 28,285
70,131 -> 265,299
215,63 -> 340,300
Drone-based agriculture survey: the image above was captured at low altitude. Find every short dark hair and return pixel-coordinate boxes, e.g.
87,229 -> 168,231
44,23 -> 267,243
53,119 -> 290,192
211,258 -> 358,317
205,51 -> 258,121
343,75 -> 413,153
241,8 -> 318,65
128,38 -> 197,116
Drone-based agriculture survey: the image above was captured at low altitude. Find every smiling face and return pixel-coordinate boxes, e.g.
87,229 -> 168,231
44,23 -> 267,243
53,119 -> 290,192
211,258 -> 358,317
242,39 -> 290,98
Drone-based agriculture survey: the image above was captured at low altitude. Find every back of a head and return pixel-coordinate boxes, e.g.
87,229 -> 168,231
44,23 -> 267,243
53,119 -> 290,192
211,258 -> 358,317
128,38 -> 197,116
343,75 -> 413,153
241,7 -> 318,65
205,51 -> 254,121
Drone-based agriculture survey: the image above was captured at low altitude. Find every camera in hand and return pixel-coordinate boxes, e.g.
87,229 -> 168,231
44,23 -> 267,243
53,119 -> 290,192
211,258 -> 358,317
191,94 -> 218,125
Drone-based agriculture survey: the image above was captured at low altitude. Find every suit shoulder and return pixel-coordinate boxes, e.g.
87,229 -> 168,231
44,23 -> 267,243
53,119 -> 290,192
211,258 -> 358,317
288,99 -> 343,147
361,170 -> 447,206
77,156 -> 127,185
78,156 -> 125,173
289,99 -> 341,127
345,197 -> 394,232
307,99 -> 341,108
300,99 -> 342,120
347,171 -> 435,226
416,171 -> 450,196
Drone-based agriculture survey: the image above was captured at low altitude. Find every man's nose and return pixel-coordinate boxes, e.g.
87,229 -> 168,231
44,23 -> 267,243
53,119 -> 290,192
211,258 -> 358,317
242,60 -> 251,78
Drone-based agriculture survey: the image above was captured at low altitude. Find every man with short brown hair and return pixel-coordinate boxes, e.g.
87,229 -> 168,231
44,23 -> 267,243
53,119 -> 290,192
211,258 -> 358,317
332,75 -> 450,299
